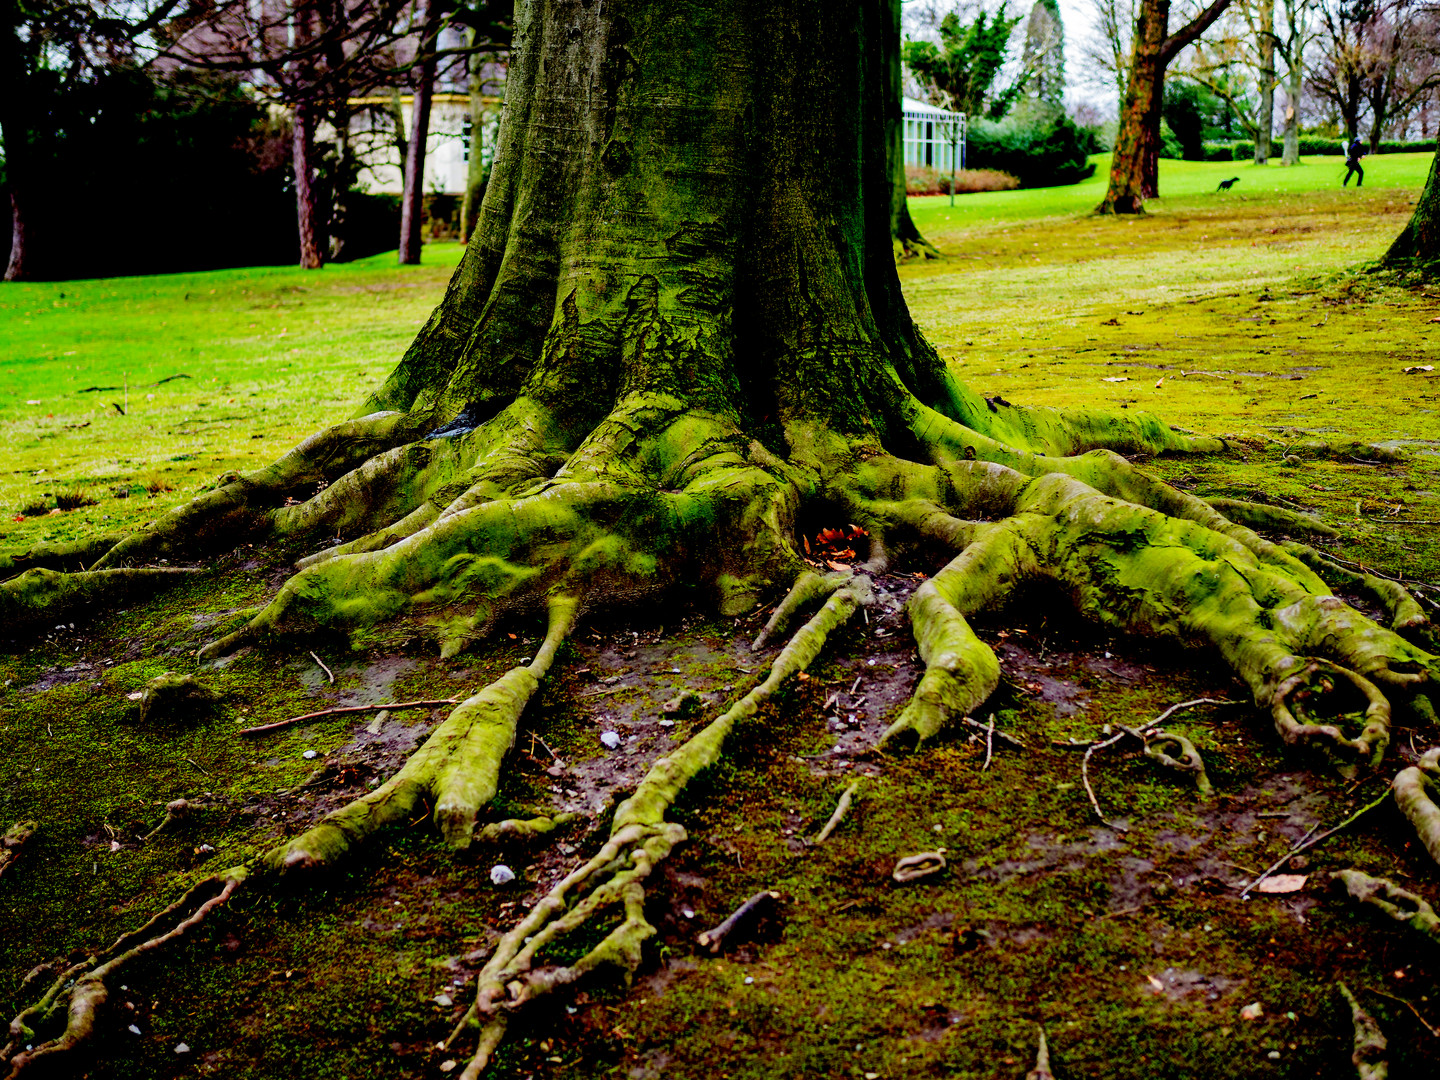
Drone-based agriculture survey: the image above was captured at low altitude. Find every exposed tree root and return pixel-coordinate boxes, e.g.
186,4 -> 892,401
1330,869 -> 1440,949
1143,731 -> 1213,797
0,822 -> 35,880
0,566 -> 201,633
1393,748 -> 1440,867
1025,1025 -> 1054,1080
5,302 -> 1438,1077
814,780 -> 861,843
1338,982 -> 1389,1080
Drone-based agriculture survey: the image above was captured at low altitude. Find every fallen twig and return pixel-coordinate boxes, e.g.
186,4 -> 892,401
961,715 -> 1024,747
815,781 -> 860,843
1150,697 -> 1240,725
1241,789 -> 1391,898
698,890 -> 780,953
982,713 -> 996,770
238,698 -> 460,737
309,650 -> 334,685
1365,986 -> 1440,1038
1082,729 -> 1130,830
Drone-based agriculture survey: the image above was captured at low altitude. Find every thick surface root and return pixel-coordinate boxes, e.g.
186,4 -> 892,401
1338,982 -> 1388,1080
1393,748 -> 1440,867
1330,869 -> 1440,949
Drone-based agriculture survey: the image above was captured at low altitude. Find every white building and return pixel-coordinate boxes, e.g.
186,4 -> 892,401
344,93 -> 502,196
903,96 -> 966,172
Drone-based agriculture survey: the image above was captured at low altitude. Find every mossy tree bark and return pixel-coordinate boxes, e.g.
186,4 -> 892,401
1097,0 -> 1233,214
1384,138 -> 1440,267
4,0 -> 1439,1076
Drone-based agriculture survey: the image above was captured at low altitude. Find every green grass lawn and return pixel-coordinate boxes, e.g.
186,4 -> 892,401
0,244 -> 464,547
908,151 -> 1436,233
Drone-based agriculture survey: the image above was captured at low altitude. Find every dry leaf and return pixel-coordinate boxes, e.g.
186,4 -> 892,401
1239,1001 -> 1263,1021
1256,873 -> 1308,894
826,560 -> 851,571
1101,377 -> 1129,383
1145,974 -> 1164,992
1154,377 -> 1164,388
1403,365 -> 1435,374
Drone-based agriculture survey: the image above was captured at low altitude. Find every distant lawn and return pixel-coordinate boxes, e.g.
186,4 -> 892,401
908,151 -> 1436,234
0,244 -> 464,548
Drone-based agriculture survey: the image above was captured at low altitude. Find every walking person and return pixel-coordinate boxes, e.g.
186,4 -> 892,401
1343,137 -> 1366,187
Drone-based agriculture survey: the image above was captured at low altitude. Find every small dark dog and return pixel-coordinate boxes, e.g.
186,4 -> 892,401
1217,177 -> 1241,191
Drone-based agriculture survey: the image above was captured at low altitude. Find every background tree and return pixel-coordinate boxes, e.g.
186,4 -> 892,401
4,1 -> 1436,1077
1097,0 -> 1236,214
0,0 -> 183,280
1080,0 -> 1139,109
905,4 -> 1028,118
1384,136 -> 1440,265
1277,0 -> 1316,164
1021,0 -> 1066,107
1182,0 -> 1280,163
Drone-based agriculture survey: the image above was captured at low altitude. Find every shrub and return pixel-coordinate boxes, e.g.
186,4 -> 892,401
905,166 -> 1020,195
1202,143 -> 1236,161
1377,139 -> 1439,154
18,498 -> 51,517
965,114 -> 1097,188
1298,137 -> 1345,155
1231,141 -> 1254,161
1158,121 -> 1184,160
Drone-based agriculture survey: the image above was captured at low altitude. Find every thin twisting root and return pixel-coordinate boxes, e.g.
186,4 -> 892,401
1143,732 -> 1213,798
1393,748 -> 1440,867
1338,982 -> 1388,1080
1330,868 -> 1440,948
452,577 -> 871,1078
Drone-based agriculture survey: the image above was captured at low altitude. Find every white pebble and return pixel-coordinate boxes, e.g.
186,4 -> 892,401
682,908 -> 695,919
302,749 -> 318,760
434,993 -> 453,1007
174,1043 -> 191,1054
1267,1051 -> 1281,1060
128,1024 -> 141,1035
490,864 -> 516,885
743,976 -> 754,985
600,730 -> 621,750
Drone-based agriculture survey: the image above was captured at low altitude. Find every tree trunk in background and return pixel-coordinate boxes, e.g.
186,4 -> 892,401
885,0 -> 937,257
1282,47 -> 1301,164
4,188 -> 26,281
1098,0 -> 1233,213
459,37 -> 490,245
399,0 -> 440,265
1254,0 -> 1274,165
1384,140 -> 1440,266
292,98 -> 324,270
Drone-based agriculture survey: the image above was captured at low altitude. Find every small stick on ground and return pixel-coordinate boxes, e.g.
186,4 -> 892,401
697,890 -> 780,953
1082,730 -> 1130,830
815,782 -> 860,843
1339,982 -> 1388,1080
1149,697 -> 1240,725
983,713 -> 996,771
1025,1025 -> 1054,1080
309,650 -> 334,685
239,698 -> 461,737
1365,987 -> 1440,1038
960,715 -> 1024,747
1241,790 -> 1391,898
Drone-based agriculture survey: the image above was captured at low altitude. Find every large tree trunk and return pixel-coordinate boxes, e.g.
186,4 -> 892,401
1098,0 -> 1233,213
399,0 -> 440,265
8,2 -> 1436,1076
292,98 -> 325,270
1384,139 -> 1440,266
3,187 -> 25,282
1254,0 -> 1274,165
1281,40 -> 1302,165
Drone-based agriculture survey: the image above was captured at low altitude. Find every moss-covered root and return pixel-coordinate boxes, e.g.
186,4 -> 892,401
752,569 -> 851,649
0,534 -> 128,582
1271,661 -> 1394,767
1,872 -> 244,1080
1025,1026 -> 1055,1080
880,527 -> 1019,748
1393,748 -> 1440,867
0,821 -> 35,880
1207,497 -> 1340,539
1143,732 -> 1213,797
265,595 -> 579,867
455,579 -> 871,1078
1280,541 -> 1427,632
1330,869 -> 1440,949
1338,982 -> 1389,1080
0,566 -> 201,634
